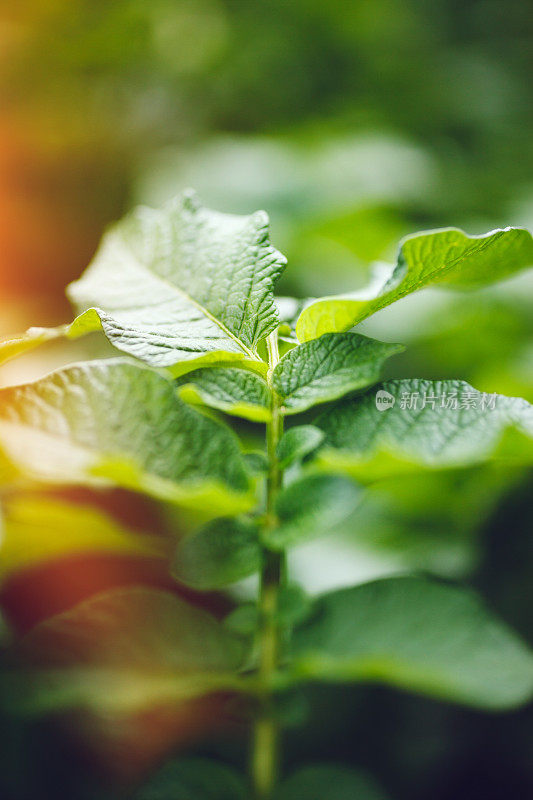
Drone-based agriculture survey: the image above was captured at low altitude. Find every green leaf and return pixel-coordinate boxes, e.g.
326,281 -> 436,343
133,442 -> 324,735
276,584 -> 312,627
15,587 -> 245,714
134,759 -> 246,800
263,474 -> 361,550
276,425 -> 325,469
316,379 -> 533,480
177,367 -> 271,422
173,517 -> 261,590
0,310 -> 132,367
275,765 -> 389,800
244,450 -> 269,474
291,576 -> 533,709
0,359 -> 253,515
273,333 -> 403,413
223,604 -> 259,637
67,191 -> 286,375
296,227 -> 533,341
224,585 -> 311,636
0,325 -> 70,365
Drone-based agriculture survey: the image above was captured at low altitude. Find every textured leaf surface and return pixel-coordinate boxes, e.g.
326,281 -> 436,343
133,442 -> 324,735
173,517 -> 261,590
291,576 -> 533,709
135,759 -> 246,800
263,474 -> 361,550
67,191 -> 285,373
297,227 -> 533,340
273,333 -> 403,413
276,425 -> 325,469
317,379 -> 533,479
275,765 -> 389,800
0,359 -> 252,514
16,587 -> 245,713
178,368 -> 271,422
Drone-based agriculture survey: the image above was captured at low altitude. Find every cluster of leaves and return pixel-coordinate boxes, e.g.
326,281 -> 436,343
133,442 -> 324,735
1,191 -> 533,797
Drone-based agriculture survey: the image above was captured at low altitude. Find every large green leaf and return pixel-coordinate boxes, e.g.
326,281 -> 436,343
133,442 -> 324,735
275,765 -> 389,800
173,517 -> 261,590
0,359 -> 253,514
291,576 -> 533,709
272,333 -> 403,413
316,379 -> 533,480
177,367 -> 271,422
296,227 -> 533,341
14,587 -> 245,714
263,474 -> 361,550
67,191 -> 285,375
134,759 -> 246,800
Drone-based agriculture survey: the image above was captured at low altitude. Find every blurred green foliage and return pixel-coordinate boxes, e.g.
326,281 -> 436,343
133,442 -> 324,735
1,1 -> 532,798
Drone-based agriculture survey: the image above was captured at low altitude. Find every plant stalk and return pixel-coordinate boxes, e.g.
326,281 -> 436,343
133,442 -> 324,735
251,331 -> 285,800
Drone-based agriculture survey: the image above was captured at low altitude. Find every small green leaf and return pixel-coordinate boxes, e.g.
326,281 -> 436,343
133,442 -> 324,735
275,765 -> 389,800
277,584 -> 312,627
0,359 -> 253,515
273,333 -> 403,414
263,474 -> 360,550
134,759 -> 247,800
15,587 -> 245,714
177,367 -> 271,422
316,379 -> 533,480
297,227 -> 533,341
291,576 -> 533,709
276,426 -> 325,469
244,450 -> 269,474
67,191 -> 286,374
173,517 -> 261,590
224,604 -> 259,637
224,586 -> 310,636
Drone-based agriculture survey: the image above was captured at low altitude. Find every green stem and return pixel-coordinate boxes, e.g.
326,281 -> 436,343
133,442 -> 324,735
251,331 -> 285,800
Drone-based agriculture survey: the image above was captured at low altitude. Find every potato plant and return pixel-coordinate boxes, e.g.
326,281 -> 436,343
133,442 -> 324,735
1,191 -> 533,799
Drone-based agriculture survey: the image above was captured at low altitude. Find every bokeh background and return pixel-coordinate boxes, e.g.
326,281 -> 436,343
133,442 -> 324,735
0,2 -> 532,798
